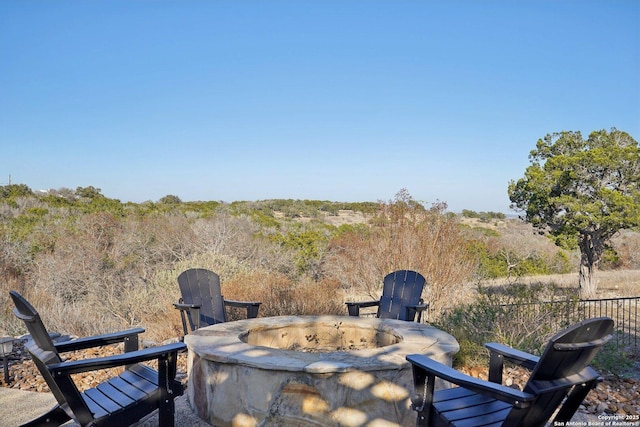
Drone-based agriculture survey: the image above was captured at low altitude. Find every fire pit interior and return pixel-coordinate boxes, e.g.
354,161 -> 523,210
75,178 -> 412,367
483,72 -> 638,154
185,315 -> 458,427
240,320 -> 401,352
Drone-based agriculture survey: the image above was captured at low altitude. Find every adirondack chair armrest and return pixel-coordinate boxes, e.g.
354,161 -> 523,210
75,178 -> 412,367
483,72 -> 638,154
485,342 -> 539,383
223,299 -> 262,319
173,302 -> 201,310
485,342 -> 540,368
174,303 -> 202,336
405,301 -> 429,322
406,354 -> 534,409
47,342 -> 186,376
173,303 -> 201,319
345,300 -> 380,317
54,327 -> 146,353
406,302 -> 429,310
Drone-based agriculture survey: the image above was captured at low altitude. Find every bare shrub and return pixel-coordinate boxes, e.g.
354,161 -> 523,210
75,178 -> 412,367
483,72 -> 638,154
191,212 -> 252,256
191,213 -> 299,275
224,270 -> 345,318
323,190 -> 477,317
19,213 -> 200,338
33,214 -> 116,304
0,275 -> 26,336
115,215 -> 198,269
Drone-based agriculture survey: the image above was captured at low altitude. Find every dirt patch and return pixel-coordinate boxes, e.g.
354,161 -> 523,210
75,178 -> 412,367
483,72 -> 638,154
322,210 -> 370,226
275,209 -> 371,226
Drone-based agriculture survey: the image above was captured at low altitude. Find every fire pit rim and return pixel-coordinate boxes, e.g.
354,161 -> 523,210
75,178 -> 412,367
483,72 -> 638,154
184,315 -> 459,374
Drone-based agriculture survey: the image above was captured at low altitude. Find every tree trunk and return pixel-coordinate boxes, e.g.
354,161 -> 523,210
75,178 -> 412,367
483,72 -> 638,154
578,232 -> 602,299
578,261 -> 597,299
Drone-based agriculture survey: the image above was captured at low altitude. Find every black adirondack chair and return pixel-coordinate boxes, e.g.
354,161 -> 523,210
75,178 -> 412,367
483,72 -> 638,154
173,268 -> 262,336
406,317 -> 614,427
10,290 -> 186,427
346,270 -> 428,322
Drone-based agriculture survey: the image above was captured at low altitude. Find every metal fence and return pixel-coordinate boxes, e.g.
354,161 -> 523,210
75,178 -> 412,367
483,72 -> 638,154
506,296 -> 639,352
578,297 -> 638,351
367,296 -> 639,353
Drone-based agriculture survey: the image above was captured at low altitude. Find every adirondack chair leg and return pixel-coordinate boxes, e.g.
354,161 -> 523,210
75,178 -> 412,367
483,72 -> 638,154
124,333 -> 138,353
20,404 -> 70,427
246,304 -> 260,319
179,310 -> 189,339
553,379 -> 599,424
158,355 -> 176,427
405,307 -> 416,322
123,333 -> 139,370
188,307 -> 200,332
158,398 -> 175,427
488,352 -> 504,383
411,366 -> 434,427
346,303 -> 360,317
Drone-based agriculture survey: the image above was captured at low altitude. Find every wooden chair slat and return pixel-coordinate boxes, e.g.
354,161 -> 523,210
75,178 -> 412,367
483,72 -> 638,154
432,386 -> 478,403
434,389 -> 500,412
119,367 -> 159,393
95,382 -> 137,407
450,409 -> 512,427
107,376 -> 150,401
81,393 -> 110,420
84,388 -> 126,414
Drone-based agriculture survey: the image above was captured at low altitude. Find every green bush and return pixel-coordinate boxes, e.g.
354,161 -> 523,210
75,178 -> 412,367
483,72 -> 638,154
592,340 -> 635,375
468,240 -> 572,279
0,183 -> 34,199
271,228 -> 329,274
435,282 -> 580,367
461,210 -> 506,221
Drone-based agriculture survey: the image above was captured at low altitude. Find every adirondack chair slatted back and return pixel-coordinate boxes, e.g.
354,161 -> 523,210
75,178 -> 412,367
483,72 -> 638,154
178,268 -> 227,328
10,291 -> 75,409
508,317 -> 614,427
378,270 -> 426,321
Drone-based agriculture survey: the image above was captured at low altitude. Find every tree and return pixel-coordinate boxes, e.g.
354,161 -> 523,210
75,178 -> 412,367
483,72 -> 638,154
508,128 -> 640,298
159,194 -> 182,204
0,183 -> 33,199
75,186 -> 103,199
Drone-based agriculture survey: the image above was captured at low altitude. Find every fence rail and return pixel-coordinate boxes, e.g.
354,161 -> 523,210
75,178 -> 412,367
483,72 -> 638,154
504,296 -> 639,352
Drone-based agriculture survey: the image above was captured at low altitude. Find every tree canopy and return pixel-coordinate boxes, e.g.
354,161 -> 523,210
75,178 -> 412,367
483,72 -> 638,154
508,128 -> 640,297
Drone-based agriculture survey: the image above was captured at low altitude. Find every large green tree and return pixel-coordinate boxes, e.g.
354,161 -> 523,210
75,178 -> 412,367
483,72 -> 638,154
508,128 -> 640,298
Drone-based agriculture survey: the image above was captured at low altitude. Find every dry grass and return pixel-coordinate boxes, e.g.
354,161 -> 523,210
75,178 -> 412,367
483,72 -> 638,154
476,269 -> 640,300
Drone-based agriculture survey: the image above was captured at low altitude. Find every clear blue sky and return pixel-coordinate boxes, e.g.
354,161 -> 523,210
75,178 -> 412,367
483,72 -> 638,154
1,0 -> 638,213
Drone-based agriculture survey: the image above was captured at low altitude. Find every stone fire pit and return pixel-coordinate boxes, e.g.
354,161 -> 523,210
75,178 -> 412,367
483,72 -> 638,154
184,315 -> 458,427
